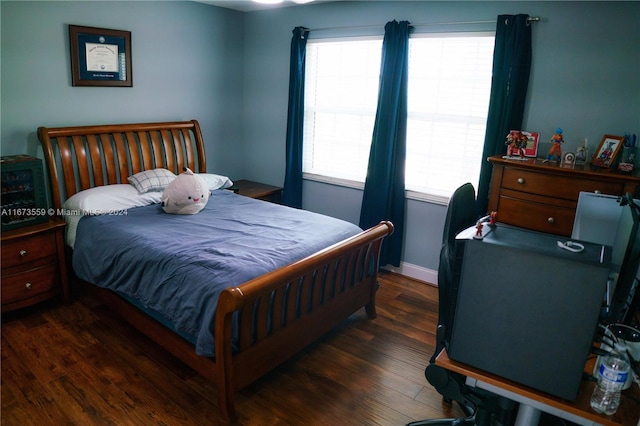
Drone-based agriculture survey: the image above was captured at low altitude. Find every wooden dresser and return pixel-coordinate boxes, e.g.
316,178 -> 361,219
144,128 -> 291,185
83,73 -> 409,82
1,219 -> 69,312
487,155 -> 640,236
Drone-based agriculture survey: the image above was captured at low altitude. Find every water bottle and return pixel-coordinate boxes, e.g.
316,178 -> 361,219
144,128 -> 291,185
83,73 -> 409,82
590,342 -> 630,415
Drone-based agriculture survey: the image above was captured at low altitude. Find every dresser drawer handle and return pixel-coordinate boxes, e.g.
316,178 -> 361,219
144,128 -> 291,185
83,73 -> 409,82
19,249 -> 27,257
25,282 -> 32,291
517,178 -> 525,185
548,217 -> 555,224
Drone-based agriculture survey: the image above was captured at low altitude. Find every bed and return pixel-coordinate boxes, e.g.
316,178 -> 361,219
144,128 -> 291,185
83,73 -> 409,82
37,119 -> 393,423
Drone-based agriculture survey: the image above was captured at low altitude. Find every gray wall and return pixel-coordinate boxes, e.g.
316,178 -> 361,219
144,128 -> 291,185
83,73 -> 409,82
2,1 -> 639,277
1,0 -> 246,178
241,1 -> 640,274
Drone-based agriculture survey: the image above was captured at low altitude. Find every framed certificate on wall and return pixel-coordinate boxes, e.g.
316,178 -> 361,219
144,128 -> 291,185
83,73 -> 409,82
69,25 -> 132,87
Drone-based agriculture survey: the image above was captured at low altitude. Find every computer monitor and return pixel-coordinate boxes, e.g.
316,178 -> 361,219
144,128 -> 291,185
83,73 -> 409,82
573,192 -> 640,324
572,191 -> 640,325
572,192 -> 635,271
572,192 -> 622,248
606,193 -> 640,325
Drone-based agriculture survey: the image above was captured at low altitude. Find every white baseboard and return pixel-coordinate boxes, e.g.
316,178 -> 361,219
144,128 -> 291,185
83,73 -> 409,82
383,262 -> 438,286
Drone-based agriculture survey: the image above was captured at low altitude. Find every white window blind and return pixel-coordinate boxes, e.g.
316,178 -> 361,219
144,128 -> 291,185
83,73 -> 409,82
303,38 -> 382,184
303,33 -> 495,202
406,34 -> 494,200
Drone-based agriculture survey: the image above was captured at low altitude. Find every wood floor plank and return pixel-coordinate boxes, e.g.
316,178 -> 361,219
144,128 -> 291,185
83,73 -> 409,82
2,271 -> 468,425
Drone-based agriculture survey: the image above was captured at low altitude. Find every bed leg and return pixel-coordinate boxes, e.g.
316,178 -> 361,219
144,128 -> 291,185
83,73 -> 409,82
365,280 -> 378,319
219,394 -> 238,424
365,302 -> 377,319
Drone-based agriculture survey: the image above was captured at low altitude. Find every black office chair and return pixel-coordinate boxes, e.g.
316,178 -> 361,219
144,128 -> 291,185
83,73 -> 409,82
408,183 -> 516,426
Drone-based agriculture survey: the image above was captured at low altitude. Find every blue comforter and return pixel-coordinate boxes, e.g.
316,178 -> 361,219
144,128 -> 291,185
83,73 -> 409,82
72,190 -> 362,356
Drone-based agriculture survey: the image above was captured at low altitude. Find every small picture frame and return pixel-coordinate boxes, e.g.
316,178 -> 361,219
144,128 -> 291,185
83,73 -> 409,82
521,131 -> 540,157
591,135 -> 624,169
69,25 -> 132,87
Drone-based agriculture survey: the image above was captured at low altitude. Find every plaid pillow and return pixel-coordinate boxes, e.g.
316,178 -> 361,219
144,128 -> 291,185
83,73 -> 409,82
128,168 -> 176,193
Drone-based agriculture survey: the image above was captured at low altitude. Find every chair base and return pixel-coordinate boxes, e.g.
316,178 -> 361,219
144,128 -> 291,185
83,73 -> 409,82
406,416 -> 475,426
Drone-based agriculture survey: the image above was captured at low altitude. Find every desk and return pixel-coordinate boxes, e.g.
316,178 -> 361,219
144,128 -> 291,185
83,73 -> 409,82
436,350 -> 640,426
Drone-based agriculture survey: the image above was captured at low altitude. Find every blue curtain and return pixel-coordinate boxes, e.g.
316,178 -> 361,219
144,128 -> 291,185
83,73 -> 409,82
476,14 -> 532,216
359,20 -> 410,267
282,26 -> 309,208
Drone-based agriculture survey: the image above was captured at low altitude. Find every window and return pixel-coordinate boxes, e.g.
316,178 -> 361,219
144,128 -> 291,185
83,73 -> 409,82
303,33 -> 495,203
406,34 -> 494,200
303,38 -> 382,184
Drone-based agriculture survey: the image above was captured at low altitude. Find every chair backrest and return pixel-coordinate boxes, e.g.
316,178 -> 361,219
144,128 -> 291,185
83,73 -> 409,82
441,183 -> 478,251
433,183 -> 477,360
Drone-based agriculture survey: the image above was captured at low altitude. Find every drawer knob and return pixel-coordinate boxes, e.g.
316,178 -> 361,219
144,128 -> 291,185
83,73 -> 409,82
19,249 -> 27,257
517,177 -> 525,185
25,282 -> 32,291
548,217 -> 555,224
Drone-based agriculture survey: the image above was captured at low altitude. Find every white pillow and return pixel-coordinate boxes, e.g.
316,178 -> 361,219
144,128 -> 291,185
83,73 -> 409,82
64,184 -> 162,214
128,168 -> 176,193
198,173 -> 233,190
63,184 -> 162,248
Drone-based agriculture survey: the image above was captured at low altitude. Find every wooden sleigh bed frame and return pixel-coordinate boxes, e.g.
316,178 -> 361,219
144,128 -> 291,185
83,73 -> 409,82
37,120 -> 393,423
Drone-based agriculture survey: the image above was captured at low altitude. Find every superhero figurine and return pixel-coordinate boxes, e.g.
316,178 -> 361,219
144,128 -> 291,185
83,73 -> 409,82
547,128 -> 564,161
505,130 -> 527,157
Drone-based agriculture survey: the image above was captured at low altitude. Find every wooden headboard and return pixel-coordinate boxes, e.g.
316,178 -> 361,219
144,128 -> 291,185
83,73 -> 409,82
37,120 -> 206,210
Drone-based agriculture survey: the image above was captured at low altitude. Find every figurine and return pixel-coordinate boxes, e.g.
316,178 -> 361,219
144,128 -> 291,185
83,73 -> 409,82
489,211 -> 497,227
547,127 -> 564,161
575,138 -> 588,166
505,130 -> 528,157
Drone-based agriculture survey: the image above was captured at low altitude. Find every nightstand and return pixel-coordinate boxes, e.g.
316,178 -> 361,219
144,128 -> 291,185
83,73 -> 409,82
229,179 -> 283,203
1,219 -> 69,312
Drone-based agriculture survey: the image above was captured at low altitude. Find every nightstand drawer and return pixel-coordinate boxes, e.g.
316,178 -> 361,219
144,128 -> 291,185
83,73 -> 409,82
1,231 -> 57,268
1,263 -> 59,306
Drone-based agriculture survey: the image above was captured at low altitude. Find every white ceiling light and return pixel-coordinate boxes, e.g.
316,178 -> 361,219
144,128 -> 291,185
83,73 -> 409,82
252,0 -> 315,4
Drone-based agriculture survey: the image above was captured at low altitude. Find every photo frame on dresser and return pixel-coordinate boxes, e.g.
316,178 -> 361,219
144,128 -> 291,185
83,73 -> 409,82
69,25 -> 132,87
521,131 -> 540,157
591,134 -> 624,169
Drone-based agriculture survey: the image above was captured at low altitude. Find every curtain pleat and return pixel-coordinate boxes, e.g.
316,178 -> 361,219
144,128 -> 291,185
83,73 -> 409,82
358,20 -> 410,267
476,14 -> 532,216
282,26 -> 309,208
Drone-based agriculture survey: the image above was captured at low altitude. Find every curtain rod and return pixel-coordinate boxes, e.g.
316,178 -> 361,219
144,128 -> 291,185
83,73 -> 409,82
305,16 -> 540,33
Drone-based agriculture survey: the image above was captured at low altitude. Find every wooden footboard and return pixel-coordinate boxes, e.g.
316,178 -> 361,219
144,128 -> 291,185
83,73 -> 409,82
215,220 -> 393,421
37,120 -> 394,423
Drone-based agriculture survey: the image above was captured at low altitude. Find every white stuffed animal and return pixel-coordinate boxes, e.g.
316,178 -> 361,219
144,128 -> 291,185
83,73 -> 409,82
161,168 -> 209,214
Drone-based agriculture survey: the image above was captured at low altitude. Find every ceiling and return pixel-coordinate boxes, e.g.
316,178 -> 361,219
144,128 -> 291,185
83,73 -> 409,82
196,0 -> 521,13
197,0 -> 341,12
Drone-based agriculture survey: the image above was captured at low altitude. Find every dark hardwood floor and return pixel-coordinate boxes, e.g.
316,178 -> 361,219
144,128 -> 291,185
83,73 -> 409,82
2,271 -> 468,425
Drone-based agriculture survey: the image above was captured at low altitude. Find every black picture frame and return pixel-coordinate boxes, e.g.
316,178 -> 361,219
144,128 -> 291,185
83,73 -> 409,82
69,25 -> 132,87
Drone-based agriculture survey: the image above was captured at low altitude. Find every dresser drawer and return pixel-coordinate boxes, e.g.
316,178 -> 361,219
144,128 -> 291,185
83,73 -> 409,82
496,196 -> 575,236
1,231 -> 57,268
1,263 -> 59,306
501,168 -> 624,200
